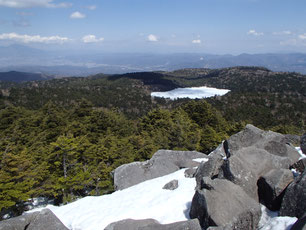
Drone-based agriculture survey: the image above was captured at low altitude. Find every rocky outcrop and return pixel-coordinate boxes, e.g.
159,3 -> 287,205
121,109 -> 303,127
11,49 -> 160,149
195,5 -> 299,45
0,209 -> 68,230
162,180 -> 178,190
189,177 -> 261,229
257,169 -> 294,210
105,218 -> 202,230
279,170 -> 306,219
113,150 -> 207,190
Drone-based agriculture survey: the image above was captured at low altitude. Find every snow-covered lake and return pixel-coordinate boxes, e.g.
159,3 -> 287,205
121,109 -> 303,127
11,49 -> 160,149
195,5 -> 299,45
151,86 -> 230,100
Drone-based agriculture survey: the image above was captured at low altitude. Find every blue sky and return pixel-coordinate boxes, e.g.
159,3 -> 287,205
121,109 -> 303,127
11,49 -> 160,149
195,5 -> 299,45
0,0 -> 306,54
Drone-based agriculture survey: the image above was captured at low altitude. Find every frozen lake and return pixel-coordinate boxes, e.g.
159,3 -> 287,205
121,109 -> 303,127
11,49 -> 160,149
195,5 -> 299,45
151,86 -> 230,100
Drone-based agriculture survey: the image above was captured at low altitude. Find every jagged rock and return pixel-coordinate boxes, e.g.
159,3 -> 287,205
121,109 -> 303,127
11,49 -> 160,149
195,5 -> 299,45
0,212 -> 38,230
113,150 -> 207,190
184,168 -> 197,178
104,218 -> 160,230
194,143 -> 225,189
301,133 -> 306,155
227,124 -> 300,164
0,209 -> 68,230
162,180 -> 178,190
189,177 -> 261,229
290,214 -> 306,230
105,218 -> 201,230
219,146 -> 292,200
279,170 -> 306,218
27,209 -> 68,230
257,169 -> 294,210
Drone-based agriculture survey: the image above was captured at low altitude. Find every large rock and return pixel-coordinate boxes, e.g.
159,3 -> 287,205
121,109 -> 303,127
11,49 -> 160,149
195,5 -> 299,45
219,146 -> 292,200
189,177 -> 261,229
290,214 -> 306,230
0,209 -> 68,230
227,124 -> 300,164
301,133 -> 306,155
140,219 -> 202,230
257,169 -> 294,210
105,219 -> 202,230
0,212 -> 38,230
104,218 -> 160,230
162,180 -> 178,190
194,143 -> 225,189
113,150 -> 207,190
279,170 -> 306,218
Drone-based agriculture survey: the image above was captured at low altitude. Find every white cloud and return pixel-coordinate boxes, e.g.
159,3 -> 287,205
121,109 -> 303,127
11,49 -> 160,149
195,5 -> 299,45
192,39 -> 201,44
147,34 -> 158,42
280,39 -> 297,46
0,0 -> 72,8
82,35 -> 104,43
70,11 -> 86,19
86,5 -> 96,10
273,30 -> 292,35
247,29 -> 264,36
298,33 -> 306,40
0,32 -> 70,44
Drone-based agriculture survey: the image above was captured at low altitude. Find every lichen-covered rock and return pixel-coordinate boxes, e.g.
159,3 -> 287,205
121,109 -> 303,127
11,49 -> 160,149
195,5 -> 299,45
113,150 -> 207,190
279,170 -> 306,218
257,169 -> 294,210
189,177 -> 261,229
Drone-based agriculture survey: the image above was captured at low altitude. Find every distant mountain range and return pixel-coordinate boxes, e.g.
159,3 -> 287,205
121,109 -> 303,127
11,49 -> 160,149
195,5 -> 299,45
1,44 -> 306,76
0,71 -> 53,82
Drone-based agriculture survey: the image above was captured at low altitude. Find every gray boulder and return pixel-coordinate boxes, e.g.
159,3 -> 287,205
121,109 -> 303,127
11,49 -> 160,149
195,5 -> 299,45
301,133 -> 306,155
257,169 -> 294,210
219,146 -> 292,200
162,180 -> 178,190
113,150 -> 207,190
27,209 -> 68,230
184,168 -> 197,178
227,124 -> 300,164
279,170 -> 306,218
105,218 -> 202,230
0,212 -> 38,230
0,209 -> 68,230
194,143 -> 225,189
104,218 -> 160,230
189,177 -> 261,229
140,219 -> 202,230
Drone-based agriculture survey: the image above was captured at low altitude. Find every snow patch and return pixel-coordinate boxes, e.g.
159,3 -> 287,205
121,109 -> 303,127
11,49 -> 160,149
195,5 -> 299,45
151,86 -> 230,100
192,158 -> 209,163
28,169 -> 196,230
258,205 -> 297,230
295,147 -> 306,160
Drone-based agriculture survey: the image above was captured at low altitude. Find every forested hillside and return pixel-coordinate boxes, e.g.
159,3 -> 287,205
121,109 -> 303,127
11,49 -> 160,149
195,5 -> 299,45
0,66 -> 305,218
